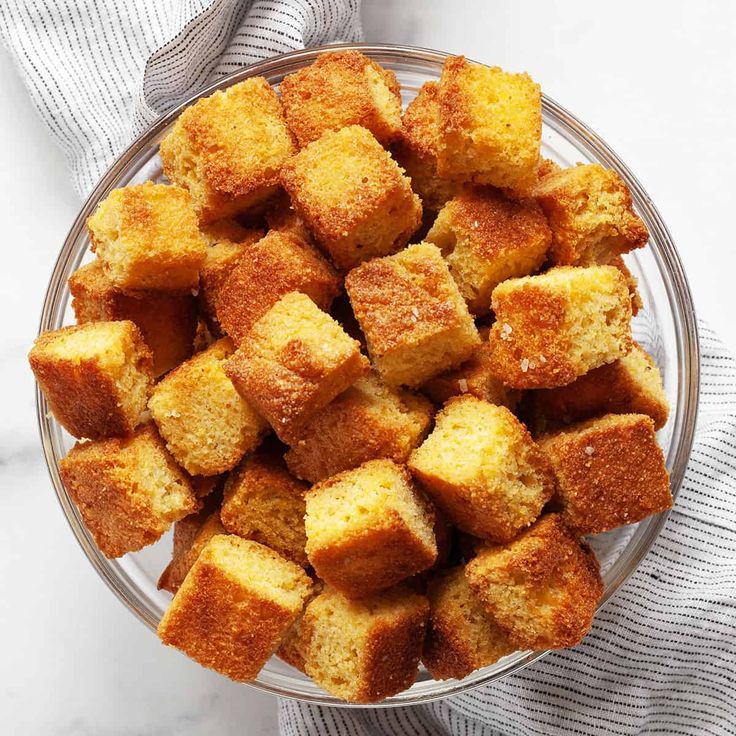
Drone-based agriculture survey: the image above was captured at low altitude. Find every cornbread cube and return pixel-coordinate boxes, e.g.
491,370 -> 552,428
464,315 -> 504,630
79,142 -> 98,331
409,396 -> 555,542
158,535 -> 313,681
69,260 -> 197,376
59,424 -> 197,558
533,163 -> 649,265
148,338 -> 267,476
426,186 -> 551,314
465,514 -> 603,649
392,81 -> 458,211
422,567 -> 513,680
610,254 -> 643,315
284,372 -> 433,483
280,50 -> 403,148
305,460 -> 437,597
277,579 -> 323,672
488,265 -> 633,389
437,56 -> 542,192
223,292 -> 369,442
345,243 -> 480,388
29,321 -> 153,440
538,413 -> 671,536
533,342 -> 669,430
281,125 -> 422,270
87,182 -> 206,291
215,230 -> 340,345
160,77 -> 296,223
301,586 -> 429,702
221,444 -> 309,567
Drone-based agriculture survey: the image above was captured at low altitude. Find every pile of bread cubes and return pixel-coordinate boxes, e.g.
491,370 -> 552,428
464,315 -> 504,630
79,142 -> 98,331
29,51 -> 672,703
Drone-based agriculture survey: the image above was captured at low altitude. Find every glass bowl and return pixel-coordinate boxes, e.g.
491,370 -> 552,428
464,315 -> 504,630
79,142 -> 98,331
36,43 -> 700,707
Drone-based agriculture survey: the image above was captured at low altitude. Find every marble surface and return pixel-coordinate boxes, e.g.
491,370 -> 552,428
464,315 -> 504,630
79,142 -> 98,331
2,1 -> 735,734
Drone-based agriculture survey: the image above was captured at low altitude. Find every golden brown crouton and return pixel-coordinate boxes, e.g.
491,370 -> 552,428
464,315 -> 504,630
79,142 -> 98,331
532,163 -> 649,265
301,586 -> 429,702
426,186 -> 551,315
280,50 -> 403,148
30,321 -> 153,440
437,56 -> 542,193
465,514 -> 603,649
158,535 -> 313,681
281,125 -> 422,270
223,292 -> 369,442
538,413 -> 671,536
345,242 -> 480,388
488,266 -> 633,389
409,396 -> 554,543
160,77 -> 296,223
87,182 -> 206,292
59,423 -> 198,558
284,372 -> 433,484
148,338 -> 267,476
305,460 -> 437,598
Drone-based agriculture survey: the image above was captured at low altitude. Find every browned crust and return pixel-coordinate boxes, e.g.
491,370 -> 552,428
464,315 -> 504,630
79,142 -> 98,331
610,254 -> 643,316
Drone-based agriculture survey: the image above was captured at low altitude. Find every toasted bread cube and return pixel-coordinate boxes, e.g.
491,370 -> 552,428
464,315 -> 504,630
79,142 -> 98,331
221,444 -> 308,567
223,292 -> 369,442
284,372 -> 433,483
280,50 -> 403,148
158,535 -> 313,681
302,586 -> 429,702
533,163 -> 649,265
610,254 -> 643,315
30,321 -> 153,440
148,338 -> 267,476
437,57 -> 541,193
281,125 -> 422,270
87,182 -> 205,291
160,78 -> 296,223
423,567 -> 513,680
305,460 -> 437,597
465,514 -> 603,649
409,396 -> 554,542
426,187 -> 551,315
488,266 -> 633,389
346,243 -> 480,387
69,260 -> 197,376
392,81 -> 458,211
215,230 -> 340,345
538,414 -> 671,536
59,424 -> 197,558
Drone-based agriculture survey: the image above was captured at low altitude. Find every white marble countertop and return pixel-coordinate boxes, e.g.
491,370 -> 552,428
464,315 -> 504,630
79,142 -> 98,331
2,2 -> 735,734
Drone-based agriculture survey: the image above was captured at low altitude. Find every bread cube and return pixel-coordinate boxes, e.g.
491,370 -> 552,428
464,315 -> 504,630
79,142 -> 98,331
409,396 -> 554,542
277,579 -> 323,672
221,444 -> 308,567
422,567 -> 513,680
538,413 -> 671,536
59,424 -> 197,558
158,535 -> 313,681
305,460 -> 437,597
301,586 -> 429,702
488,266 -> 633,389
215,230 -> 340,345
392,81 -> 458,211
533,163 -> 649,265
69,260 -> 197,376
223,292 -> 369,442
160,77 -> 296,223
465,514 -> 603,649
281,125 -> 422,270
426,186 -> 551,315
148,338 -> 267,476
284,372 -> 433,483
280,50 -> 403,148
30,321 -> 153,440
87,182 -> 206,291
346,242 -> 480,387
437,56 -> 542,192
